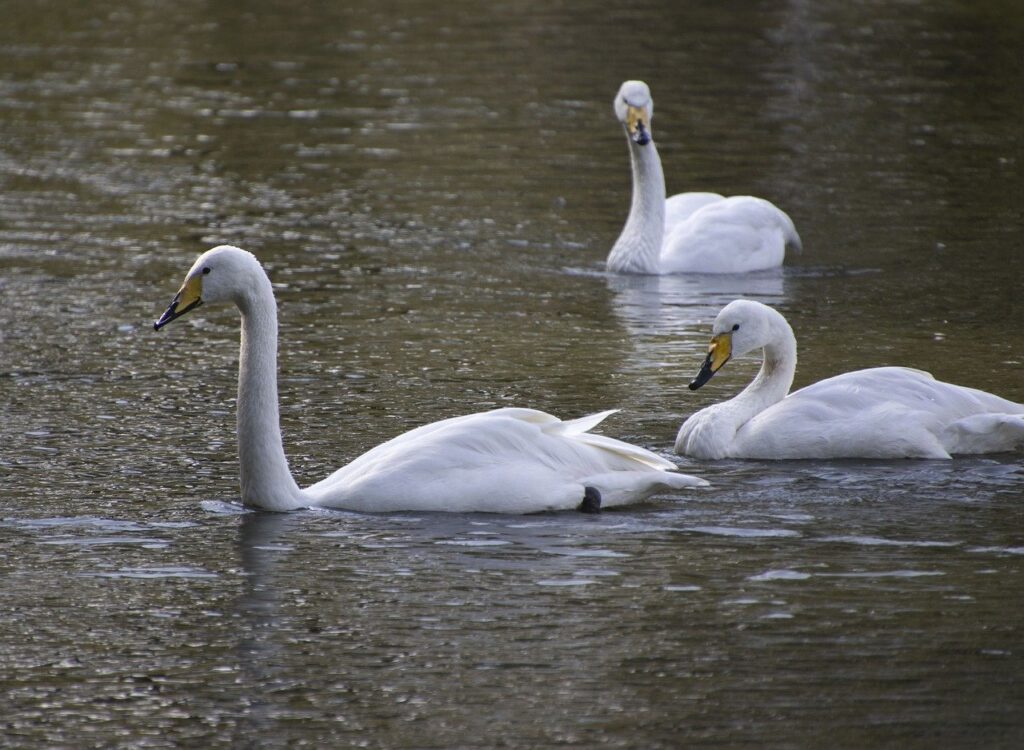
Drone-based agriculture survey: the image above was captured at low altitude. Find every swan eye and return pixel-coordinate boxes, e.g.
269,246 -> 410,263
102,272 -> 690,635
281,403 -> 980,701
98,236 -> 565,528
202,267 -> 211,275
731,324 -> 740,331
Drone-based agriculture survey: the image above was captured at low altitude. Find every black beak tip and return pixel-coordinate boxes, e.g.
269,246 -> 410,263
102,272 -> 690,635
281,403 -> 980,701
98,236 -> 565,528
154,307 -> 175,331
153,297 -> 200,332
688,355 -> 718,391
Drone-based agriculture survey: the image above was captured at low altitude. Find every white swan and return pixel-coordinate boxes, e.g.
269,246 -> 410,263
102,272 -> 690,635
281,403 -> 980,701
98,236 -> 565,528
154,245 -> 707,513
607,80 -> 802,275
675,299 -> 1024,459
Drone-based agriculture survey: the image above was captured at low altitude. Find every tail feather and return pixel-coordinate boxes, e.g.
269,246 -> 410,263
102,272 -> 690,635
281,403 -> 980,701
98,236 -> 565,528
943,414 -> 1024,455
574,432 -> 677,470
582,470 -> 708,508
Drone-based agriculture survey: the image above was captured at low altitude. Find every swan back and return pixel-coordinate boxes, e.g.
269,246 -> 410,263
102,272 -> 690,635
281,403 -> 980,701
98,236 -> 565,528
664,192 -> 725,227
662,197 -> 801,274
305,408 -> 704,513
733,367 -> 1024,459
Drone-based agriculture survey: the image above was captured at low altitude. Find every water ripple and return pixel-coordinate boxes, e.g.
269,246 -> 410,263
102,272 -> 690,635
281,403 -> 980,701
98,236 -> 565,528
749,569 -> 812,581
84,566 -> 217,579
819,535 -> 960,548
683,526 -> 802,538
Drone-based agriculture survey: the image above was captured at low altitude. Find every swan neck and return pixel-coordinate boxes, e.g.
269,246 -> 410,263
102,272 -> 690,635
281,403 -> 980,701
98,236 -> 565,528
236,282 -> 307,511
735,328 -> 798,418
676,315 -> 798,459
607,138 -> 666,274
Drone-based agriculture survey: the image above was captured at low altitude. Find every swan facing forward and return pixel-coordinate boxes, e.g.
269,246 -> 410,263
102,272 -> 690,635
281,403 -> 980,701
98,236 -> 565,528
154,245 -> 706,513
607,80 -> 801,275
675,299 -> 1024,459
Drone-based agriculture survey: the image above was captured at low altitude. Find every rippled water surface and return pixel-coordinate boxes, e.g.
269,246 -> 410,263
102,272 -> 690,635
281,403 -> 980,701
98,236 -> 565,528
2,0 -> 1023,747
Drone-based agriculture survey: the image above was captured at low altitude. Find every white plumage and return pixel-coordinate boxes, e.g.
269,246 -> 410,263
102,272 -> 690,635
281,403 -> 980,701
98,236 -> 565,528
675,299 -> 1024,459
607,81 -> 801,275
154,245 -> 707,512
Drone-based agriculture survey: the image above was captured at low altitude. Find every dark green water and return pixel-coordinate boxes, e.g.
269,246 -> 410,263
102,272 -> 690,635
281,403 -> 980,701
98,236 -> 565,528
2,0 -> 1023,747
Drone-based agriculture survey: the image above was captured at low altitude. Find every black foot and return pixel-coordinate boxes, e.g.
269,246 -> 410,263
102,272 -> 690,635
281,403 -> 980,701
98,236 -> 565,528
578,486 -> 602,514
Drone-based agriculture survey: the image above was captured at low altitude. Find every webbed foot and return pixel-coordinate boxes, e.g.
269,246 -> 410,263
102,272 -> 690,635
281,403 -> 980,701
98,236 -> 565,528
578,486 -> 602,514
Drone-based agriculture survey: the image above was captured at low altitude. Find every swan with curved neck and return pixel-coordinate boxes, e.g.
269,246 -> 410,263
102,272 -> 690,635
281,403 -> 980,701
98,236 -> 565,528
607,80 -> 801,275
154,245 -> 707,512
675,299 -> 1024,459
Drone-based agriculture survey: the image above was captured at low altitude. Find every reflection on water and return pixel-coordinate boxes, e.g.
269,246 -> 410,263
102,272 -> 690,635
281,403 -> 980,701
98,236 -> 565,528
604,269 -> 788,363
2,0 -> 1023,746
6,472 -> 1023,746
232,511 -> 298,745
600,268 -> 792,436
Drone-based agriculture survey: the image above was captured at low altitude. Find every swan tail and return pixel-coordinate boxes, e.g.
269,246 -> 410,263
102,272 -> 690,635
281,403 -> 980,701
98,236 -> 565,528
785,226 -> 803,254
647,471 -> 709,490
774,205 -> 802,254
942,414 -> 1024,455
580,470 -> 708,508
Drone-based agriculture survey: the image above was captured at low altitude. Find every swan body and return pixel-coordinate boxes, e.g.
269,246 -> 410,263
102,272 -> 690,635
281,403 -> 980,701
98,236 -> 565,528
675,299 -> 1024,459
607,80 -> 801,275
154,245 -> 707,513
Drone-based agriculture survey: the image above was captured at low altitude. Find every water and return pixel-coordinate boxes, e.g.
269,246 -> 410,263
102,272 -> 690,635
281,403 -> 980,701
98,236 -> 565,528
2,0 -> 1023,746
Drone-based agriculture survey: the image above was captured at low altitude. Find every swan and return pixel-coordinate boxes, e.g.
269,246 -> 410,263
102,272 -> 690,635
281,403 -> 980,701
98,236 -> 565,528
607,80 -> 802,275
153,245 -> 707,513
675,299 -> 1024,459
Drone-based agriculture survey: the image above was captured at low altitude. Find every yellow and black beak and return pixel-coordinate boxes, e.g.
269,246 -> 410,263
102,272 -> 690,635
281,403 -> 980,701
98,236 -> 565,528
689,332 -> 732,390
154,273 -> 203,331
626,105 -> 651,146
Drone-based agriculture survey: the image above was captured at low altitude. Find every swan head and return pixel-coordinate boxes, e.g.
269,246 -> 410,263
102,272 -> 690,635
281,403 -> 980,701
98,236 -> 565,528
614,80 -> 654,146
154,245 -> 264,330
689,300 -> 783,390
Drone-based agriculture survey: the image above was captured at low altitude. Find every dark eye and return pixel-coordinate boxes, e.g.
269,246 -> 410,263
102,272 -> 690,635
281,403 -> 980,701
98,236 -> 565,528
202,267 -> 211,275
732,324 -> 740,331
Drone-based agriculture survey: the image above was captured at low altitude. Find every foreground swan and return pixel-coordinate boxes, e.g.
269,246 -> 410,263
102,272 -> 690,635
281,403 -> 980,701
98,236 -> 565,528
675,299 -> 1024,459
154,245 -> 707,512
607,80 -> 801,275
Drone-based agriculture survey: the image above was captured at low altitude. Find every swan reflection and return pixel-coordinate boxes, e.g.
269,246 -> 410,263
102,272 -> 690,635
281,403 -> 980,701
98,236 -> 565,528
605,270 -> 788,373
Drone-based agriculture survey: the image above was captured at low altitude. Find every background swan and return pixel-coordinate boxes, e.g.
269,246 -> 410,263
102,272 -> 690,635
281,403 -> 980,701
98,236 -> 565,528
607,80 -> 802,275
675,299 -> 1024,459
154,245 -> 707,513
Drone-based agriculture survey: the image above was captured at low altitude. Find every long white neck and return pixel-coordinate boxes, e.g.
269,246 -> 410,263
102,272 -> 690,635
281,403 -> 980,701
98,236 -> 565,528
235,279 -> 307,511
726,321 -> 798,426
607,137 -> 666,274
676,309 -> 798,459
